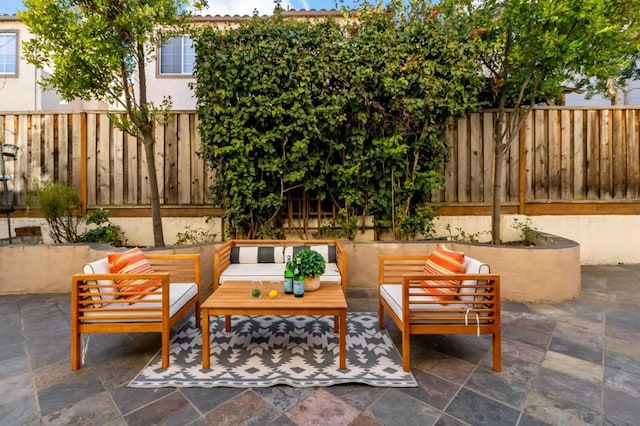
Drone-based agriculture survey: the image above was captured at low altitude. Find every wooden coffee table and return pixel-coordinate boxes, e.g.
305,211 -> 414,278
201,281 -> 348,369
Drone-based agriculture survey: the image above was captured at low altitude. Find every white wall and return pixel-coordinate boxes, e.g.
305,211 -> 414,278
0,20 -> 38,111
1,214 -> 639,265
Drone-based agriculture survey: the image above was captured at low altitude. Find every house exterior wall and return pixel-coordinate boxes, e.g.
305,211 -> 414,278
0,18 -> 38,111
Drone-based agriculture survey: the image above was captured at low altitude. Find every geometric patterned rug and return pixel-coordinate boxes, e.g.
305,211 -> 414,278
129,312 -> 417,388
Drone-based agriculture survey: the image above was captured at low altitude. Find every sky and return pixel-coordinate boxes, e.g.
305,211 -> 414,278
0,0 -> 363,16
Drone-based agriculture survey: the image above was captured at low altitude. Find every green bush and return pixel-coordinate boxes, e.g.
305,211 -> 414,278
25,182 -> 81,243
75,209 -> 127,247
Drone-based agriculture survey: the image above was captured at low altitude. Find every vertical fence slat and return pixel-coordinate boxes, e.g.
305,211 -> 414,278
469,113 -> 483,202
572,110 -> 585,199
561,110 -> 572,200
191,114 -> 204,204
456,117 -> 469,203
96,114 -> 111,205
507,112 -> 519,202
612,109 -> 626,199
522,111 -> 534,202
57,114 -> 69,185
15,115 -> 28,204
482,112 -> 494,204
30,115 -> 43,185
533,110 -> 548,200
112,126 -> 124,205
599,110 -> 612,200
444,118 -> 457,203
547,110 -> 560,200
164,115 -> 178,205
178,113 -> 192,205
43,114 -> 55,181
125,133 -> 138,205
586,110 -> 600,200
627,110 -> 639,199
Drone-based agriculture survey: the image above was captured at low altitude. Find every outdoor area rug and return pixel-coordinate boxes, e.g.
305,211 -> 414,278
129,312 -> 417,388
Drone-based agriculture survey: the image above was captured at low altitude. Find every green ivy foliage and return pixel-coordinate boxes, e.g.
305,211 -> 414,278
194,1 -> 485,239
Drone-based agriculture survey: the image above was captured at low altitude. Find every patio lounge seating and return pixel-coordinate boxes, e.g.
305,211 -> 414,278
213,239 -> 347,292
378,249 -> 501,372
70,251 -> 201,370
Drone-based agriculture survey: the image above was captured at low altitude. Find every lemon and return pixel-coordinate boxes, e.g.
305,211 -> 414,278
269,289 -> 279,299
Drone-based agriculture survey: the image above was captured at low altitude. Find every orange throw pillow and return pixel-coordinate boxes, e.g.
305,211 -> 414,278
108,247 -> 161,301
420,245 -> 465,301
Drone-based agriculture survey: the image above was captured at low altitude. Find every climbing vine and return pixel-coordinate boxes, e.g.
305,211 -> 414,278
194,1 -> 484,239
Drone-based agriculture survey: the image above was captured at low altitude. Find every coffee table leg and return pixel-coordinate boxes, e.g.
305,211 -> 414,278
202,308 -> 210,369
339,309 -> 346,369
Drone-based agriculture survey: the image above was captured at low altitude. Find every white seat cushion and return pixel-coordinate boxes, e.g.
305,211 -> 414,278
380,284 -> 491,324
82,283 -> 198,323
220,262 -> 342,284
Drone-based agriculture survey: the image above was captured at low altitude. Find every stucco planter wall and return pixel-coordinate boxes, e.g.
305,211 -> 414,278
1,234 -> 580,303
0,243 -> 215,296
344,233 -> 581,303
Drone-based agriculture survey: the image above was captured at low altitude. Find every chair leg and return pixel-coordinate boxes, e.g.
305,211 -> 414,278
71,328 -> 81,371
194,300 -> 201,328
402,330 -> 411,372
161,328 -> 170,369
492,331 -> 502,372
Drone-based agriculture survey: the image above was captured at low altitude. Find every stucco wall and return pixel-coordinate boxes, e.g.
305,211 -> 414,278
0,243 -> 215,296
0,214 -> 633,265
1,236 -> 580,303
344,236 -> 581,303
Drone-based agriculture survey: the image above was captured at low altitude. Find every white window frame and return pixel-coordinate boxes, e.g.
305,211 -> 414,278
158,35 -> 194,76
0,30 -> 18,77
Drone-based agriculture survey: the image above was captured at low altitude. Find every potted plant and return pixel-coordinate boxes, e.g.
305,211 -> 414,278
291,249 -> 326,291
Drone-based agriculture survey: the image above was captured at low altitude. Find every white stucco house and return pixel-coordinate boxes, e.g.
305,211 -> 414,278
0,10 -> 343,113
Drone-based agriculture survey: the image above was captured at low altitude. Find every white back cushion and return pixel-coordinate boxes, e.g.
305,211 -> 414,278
458,256 -> 490,302
83,258 -> 118,306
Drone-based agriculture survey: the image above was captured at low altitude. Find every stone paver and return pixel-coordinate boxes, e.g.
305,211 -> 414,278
0,264 -> 639,425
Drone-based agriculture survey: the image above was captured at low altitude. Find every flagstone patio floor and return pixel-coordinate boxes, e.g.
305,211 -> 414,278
1,264 -> 640,425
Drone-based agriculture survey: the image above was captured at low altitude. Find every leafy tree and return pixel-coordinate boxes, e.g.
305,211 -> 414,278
19,0 -> 205,247
448,0 -> 640,243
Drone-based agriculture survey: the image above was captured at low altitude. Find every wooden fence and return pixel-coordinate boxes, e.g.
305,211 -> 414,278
1,107 -> 640,217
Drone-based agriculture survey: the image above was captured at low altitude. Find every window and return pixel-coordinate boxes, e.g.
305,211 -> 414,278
0,32 -> 17,76
159,36 -> 194,75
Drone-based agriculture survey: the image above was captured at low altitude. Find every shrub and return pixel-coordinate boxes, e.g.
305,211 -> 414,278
75,209 -> 127,247
25,182 -> 81,243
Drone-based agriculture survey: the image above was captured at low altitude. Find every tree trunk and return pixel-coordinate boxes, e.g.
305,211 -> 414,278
491,126 -> 504,244
142,132 -> 165,247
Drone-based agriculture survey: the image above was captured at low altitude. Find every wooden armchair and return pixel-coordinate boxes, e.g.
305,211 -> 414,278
71,253 -> 201,370
378,254 -> 501,372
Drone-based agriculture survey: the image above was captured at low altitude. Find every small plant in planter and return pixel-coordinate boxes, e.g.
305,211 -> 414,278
292,249 -> 326,292
292,249 -> 326,277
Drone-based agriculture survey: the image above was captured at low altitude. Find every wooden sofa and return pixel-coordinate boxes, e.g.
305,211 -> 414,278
213,239 -> 347,294
71,253 -> 201,370
378,254 -> 501,372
